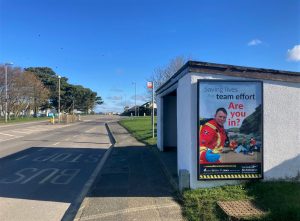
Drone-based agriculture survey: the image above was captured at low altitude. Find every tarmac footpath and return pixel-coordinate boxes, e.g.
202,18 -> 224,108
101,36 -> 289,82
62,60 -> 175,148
74,122 -> 184,221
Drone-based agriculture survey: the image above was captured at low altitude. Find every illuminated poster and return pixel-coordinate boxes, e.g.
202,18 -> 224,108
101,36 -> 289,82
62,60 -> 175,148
197,80 -> 263,180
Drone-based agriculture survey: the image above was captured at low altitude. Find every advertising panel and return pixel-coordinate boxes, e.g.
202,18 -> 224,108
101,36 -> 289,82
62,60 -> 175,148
197,80 -> 263,180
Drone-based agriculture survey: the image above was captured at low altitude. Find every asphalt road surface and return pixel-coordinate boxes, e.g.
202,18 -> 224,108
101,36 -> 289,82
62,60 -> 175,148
0,115 -> 117,221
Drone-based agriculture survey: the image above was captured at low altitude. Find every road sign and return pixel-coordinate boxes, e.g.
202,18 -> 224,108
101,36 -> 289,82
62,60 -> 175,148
147,82 -> 153,89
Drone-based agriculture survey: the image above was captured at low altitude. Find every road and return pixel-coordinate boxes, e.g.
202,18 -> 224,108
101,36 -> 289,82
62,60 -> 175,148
0,115 -> 117,221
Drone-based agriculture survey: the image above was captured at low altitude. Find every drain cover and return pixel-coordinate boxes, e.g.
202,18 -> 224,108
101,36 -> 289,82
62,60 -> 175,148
217,200 -> 266,218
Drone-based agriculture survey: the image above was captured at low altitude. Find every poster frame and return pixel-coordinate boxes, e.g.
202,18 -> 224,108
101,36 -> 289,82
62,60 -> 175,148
197,79 -> 264,180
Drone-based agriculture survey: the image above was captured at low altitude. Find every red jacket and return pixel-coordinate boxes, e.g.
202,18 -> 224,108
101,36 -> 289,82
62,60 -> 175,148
199,119 -> 227,163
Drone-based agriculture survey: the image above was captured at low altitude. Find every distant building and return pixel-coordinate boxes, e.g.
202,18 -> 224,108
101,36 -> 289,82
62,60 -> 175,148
121,102 -> 157,116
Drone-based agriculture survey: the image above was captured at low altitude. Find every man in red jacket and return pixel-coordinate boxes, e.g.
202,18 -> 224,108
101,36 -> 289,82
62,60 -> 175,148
199,108 -> 227,164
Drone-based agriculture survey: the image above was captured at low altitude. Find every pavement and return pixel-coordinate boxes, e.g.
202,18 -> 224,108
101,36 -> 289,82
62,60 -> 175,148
74,121 -> 184,221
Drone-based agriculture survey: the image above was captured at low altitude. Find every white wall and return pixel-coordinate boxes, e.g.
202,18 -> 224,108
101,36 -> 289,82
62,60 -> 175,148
177,74 -> 193,173
174,73 -> 300,189
263,81 -> 300,179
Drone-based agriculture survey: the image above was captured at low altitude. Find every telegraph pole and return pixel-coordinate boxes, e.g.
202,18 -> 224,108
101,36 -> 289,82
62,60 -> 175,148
58,75 -> 61,123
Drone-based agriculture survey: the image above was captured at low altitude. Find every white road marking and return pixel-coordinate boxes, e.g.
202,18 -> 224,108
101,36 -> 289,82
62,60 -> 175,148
20,129 -> 44,132
0,121 -> 78,144
53,142 -> 60,146
26,128 -> 49,131
85,128 -> 95,133
0,120 -> 48,128
73,135 -> 78,138
36,126 -> 54,129
0,168 -> 81,185
15,155 -> 30,161
10,130 -> 32,134
0,132 -> 15,137
0,136 -> 23,142
76,203 -> 181,221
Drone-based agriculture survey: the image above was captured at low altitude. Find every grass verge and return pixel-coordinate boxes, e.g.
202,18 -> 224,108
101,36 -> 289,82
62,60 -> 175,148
119,117 -> 300,221
0,116 -> 49,124
183,181 -> 300,221
119,116 -> 156,145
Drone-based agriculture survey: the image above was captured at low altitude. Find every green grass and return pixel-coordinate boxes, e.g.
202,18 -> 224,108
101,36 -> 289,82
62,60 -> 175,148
183,184 -> 252,221
0,116 -> 49,124
118,117 -> 300,221
119,116 -> 157,145
183,181 -> 300,221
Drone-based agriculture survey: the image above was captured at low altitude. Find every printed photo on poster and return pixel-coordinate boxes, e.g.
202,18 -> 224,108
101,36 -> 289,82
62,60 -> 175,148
197,80 -> 263,180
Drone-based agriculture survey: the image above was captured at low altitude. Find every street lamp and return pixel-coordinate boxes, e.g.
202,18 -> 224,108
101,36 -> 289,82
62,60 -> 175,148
4,62 -> 13,123
58,75 -> 61,123
132,82 -> 136,116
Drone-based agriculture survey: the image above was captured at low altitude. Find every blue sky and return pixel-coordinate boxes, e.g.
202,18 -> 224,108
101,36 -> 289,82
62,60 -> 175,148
1,0 -> 299,113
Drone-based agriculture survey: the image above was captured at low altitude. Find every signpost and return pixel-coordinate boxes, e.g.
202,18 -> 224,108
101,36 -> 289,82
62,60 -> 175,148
147,81 -> 155,138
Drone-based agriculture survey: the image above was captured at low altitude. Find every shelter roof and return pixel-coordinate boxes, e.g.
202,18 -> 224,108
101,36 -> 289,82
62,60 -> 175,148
156,61 -> 300,94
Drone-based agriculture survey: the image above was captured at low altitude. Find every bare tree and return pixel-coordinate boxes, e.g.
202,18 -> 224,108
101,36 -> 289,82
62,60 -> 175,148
0,66 -> 49,119
13,71 -> 50,117
146,56 -> 188,100
0,66 -> 23,118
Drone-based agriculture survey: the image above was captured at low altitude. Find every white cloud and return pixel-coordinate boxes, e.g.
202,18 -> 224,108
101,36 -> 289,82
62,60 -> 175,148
110,88 -> 123,93
106,96 -> 122,101
287,45 -> 300,61
95,103 -> 123,113
248,39 -> 262,46
131,94 -> 148,103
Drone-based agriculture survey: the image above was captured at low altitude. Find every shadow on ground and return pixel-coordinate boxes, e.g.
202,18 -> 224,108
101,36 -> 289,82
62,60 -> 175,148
0,147 -> 106,203
88,146 -> 178,198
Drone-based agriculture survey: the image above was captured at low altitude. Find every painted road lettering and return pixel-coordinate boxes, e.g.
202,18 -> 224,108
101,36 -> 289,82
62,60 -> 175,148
0,168 -> 80,185
50,169 -> 80,184
32,153 -> 100,163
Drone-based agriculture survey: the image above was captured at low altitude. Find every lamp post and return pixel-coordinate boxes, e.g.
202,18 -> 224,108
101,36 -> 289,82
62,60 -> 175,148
58,75 -> 61,123
4,62 -> 13,123
132,82 -> 137,116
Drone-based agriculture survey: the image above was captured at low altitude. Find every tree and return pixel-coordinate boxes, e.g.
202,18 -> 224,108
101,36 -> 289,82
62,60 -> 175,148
0,66 -> 23,118
19,71 -> 50,117
24,67 -> 62,111
0,66 -> 50,118
25,67 -> 103,114
1,65 -> 102,118
148,56 -> 187,91
146,56 -> 188,101
72,86 -> 103,113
